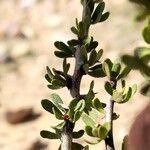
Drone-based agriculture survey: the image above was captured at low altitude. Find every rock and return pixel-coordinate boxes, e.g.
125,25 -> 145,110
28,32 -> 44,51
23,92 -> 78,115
5,107 -> 41,124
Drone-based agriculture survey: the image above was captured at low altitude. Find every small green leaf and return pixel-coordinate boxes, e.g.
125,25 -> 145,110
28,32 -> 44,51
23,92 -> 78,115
91,2 -> 105,24
72,130 -> 84,139
142,26 -> 150,44
85,126 -> 94,137
69,98 -> 79,109
131,84 -> 137,96
63,59 -> 70,75
67,39 -> 79,46
89,80 -> 94,91
85,139 -> 101,145
79,21 -> 86,38
84,90 -> 95,102
53,75 -> 66,84
54,41 -> 72,54
117,67 -> 131,80
87,0 -> 94,14
92,98 -> 104,113
140,82 -> 150,97
75,18 -> 79,28
46,66 -> 53,79
52,79 -> 66,87
89,50 -> 98,66
45,74 -> 52,83
113,90 -> 123,103
73,110 -> 82,122
41,99 -> 55,114
102,59 -> 113,78
52,107 -> 63,120
68,98 -> 78,120
121,80 -> 126,89
83,64 -> 89,74
111,63 -> 121,79
50,93 -> 65,112
98,122 -> 110,140
84,36 -> 92,45
122,87 -> 132,103
54,51 -> 72,58
47,84 -> 62,90
74,100 -> 85,112
88,64 -> 106,77
81,45 -> 88,63
96,49 -> 103,61
92,127 -> 99,137
72,142 -> 84,150
82,113 -> 96,128
71,26 -> 79,35
99,12 -> 110,22
51,121 -> 65,130
51,93 -> 63,104
88,41 -> 98,52
83,145 -> 89,150
104,81 -> 113,95
40,130 -> 59,139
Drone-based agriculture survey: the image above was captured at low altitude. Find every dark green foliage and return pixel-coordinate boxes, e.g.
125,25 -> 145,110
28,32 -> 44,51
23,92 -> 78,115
91,2 -> 109,24
40,130 -> 60,139
71,143 -> 84,150
143,24 -> 150,44
54,41 -> 74,58
104,81 -> 113,95
141,81 -> 150,96
72,130 -> 84,139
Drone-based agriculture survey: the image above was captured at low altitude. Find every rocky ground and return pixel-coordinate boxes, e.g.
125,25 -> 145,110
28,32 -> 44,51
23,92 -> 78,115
0,0 -> 149,150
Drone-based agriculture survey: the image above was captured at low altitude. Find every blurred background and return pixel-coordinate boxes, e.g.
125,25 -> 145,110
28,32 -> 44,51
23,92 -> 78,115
0,0 -> 149,150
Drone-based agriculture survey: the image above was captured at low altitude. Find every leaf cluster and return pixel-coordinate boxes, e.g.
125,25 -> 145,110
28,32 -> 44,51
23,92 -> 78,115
41,0 -> 137,149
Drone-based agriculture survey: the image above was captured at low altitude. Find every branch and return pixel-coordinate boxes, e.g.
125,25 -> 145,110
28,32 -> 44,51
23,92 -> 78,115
105,80 -> 116,150
61,1 -> 90,150
61,120 -> 74,150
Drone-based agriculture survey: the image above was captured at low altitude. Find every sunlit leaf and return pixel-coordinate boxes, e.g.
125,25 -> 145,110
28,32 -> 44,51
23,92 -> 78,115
85,126 -> 94,137
82,113 -> 96,128
98,122 -> 110,139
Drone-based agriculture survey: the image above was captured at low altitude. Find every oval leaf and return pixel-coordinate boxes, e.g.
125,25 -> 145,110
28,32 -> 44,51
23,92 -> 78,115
40,130 -> 59,139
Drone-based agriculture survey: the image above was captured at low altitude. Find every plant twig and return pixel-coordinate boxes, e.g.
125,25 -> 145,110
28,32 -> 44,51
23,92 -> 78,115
105,80 -> 116,150
60,1 -> 89,150
61,120 -> 74,150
